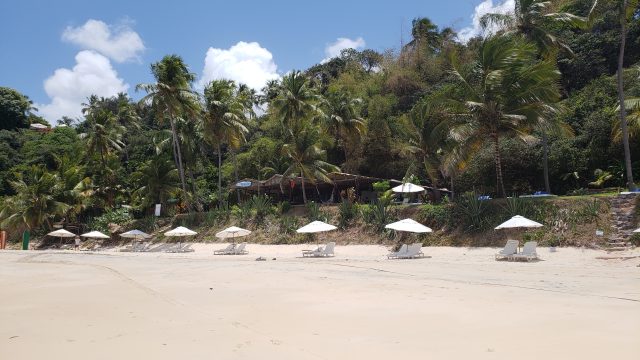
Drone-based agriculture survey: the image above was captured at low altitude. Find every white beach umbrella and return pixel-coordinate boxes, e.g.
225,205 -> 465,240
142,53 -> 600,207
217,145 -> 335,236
164,226 -> 197,237
385,218 -> 433,233
216,226 -> 251,243
297,221 -> 337,246
296,221 -> 337,233
392,182 -> 425,193
47,229 -> 75,238
47,228 -> 76,246
633,228 -> 640,233
80,230 -> 110,239
120,229 -> 150,240
495,215 -> 543,230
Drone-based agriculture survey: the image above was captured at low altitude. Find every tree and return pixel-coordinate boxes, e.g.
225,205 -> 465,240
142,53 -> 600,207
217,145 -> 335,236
271,71 -> 322,136
321,91 -> 366,162
444,36 -> 561,197
0,166 -> 69,232
281,127 -> 340,203
481,0 -> 587,56
203,79 -> 249,204
137,55 -> 200,204
132,155 -> 180,211
0,87 -> 34,130
81,100 -> 125,168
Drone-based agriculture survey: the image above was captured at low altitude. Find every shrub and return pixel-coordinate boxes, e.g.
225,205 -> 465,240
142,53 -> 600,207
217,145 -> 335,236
362,201 -> 392,233
250,195 -> 272,225
372,180 -> 390,193
420,203 -> 452,229
455,192 -> 490,231
278,216 -> 299,235
338,199 -> 357,229
306,201 -> 326,221
89,208 -> 132,233
275,201 -> 291,215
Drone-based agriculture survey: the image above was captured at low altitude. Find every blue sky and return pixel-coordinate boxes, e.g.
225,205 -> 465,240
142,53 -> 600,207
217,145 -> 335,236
0,0 -> 512,122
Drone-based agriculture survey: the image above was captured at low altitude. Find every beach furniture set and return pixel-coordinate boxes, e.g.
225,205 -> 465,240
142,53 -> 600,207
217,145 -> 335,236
495,240 -> 538,261
213,242 -> 248,255
387,243 -> 424,259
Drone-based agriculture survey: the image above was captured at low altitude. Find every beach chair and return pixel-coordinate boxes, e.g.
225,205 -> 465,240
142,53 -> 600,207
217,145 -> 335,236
398,243 -> 424,259
302,242 -> 335,257
214,243 -> 235,255
495,240 -> 519,260
231,243 -> 248,255
510,241 -> 538,261
176,243 -> 195,253
387,244 -> 408,259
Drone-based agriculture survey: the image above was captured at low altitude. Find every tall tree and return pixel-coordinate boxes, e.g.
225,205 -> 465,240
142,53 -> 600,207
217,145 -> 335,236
444,36 -> 561,197
0,87 -> 35,130
81,100 -> 125,168
203,79 -> 249,204
137,55 -> 200,204
481,0 -> 587,56
321,91 -> 366,162
281,127 -> 340,204
271,71 -> 322,136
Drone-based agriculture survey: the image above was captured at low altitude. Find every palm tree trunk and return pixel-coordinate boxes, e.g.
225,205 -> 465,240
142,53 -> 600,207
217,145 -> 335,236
217,144 -> 223,205
492,134 -> 506,198
301,176 -> 307,204
617,0 -> 636,191
233,149 -> 240,203
542,133 -> 551,194
169,119 -> 189,199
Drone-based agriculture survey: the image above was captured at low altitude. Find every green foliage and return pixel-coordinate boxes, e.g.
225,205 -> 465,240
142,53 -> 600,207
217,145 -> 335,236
88,208 -> 132,233
419,203 -> 452,229
361,201 -> 392,233
278,216 -> 299,235
250,194 -> 272,225
501,196 -> 533,218
275,201 -> 291,215
305,201 -> 326,221
372,180 -> 390,193
0,87 -> 33,130
455,192 -> 490,230
338,199 -> 357,229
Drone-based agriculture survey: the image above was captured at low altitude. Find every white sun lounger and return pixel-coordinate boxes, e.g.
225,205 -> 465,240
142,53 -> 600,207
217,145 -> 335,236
302,242 -> 335,257
387,244 -> 408,259
397,243 -> 424,259
214,243 -> 236,255
495,240 -> 519,260
510,241 -> 538,261
231,243 -> 248,255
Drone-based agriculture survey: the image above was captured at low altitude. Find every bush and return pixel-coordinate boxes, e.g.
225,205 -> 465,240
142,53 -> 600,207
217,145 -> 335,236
89,208 -> 132,233
306,201 -> 326,221
278,216 -> 299,235
338,199 -> 357,229
275,201 -> 291,215
250,195 -> 272,225
455,192 -> 490,231
361,201 -> 392,233
419,203 -> 452,229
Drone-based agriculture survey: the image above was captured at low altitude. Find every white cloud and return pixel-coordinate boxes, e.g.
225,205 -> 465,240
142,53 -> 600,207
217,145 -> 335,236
199,41 -> 279,91
37,50 -> 129,122
457,0 -> 515,42
321,37 -> 366,63
62,19 -> 145,62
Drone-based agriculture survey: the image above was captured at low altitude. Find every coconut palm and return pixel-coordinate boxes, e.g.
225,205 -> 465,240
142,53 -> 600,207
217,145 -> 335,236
271,71 -> 322,136
321,91 -> 366,162
81,103 -> 125,168
281,127 -> 340,204
0,166 -> 69,232
132,155 -> 180,211
444,36 -> 561,197
202,79 -> 249,204
481,0 -> 587,56
136,55 -> 200,201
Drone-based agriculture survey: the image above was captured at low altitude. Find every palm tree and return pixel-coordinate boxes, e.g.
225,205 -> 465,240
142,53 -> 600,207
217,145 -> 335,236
407,17 -> 442,52
281,127 -> 340,204
481,0 -> 587,56
398,99 -> 449,187
202,79 -> 249,204
0,166 -> 69,233
81,105 -> 125,168
271,71 -> 322,136
132,155 -> 180,212
136,55 -> 200,201
321,91 -> 366,162
444,36 -> 561,197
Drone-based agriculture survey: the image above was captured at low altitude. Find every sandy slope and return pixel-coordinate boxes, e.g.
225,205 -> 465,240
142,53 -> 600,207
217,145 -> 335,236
0,245 -> 638,359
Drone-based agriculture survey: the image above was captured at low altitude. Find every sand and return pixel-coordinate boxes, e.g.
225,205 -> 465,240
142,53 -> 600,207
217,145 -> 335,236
0,245 -> 639,359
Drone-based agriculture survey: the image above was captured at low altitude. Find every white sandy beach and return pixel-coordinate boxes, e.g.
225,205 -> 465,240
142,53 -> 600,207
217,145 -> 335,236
1,245 -> 639,359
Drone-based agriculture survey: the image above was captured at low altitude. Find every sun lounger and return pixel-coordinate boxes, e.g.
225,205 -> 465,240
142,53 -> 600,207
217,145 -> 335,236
495,240 -> 519,260
231,243 -> 248,255
387,244 -> 408,259
510,241 -> 538,261
214,243 -> 236,255
397,243 -> 424,259
302,242 -> 335,257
